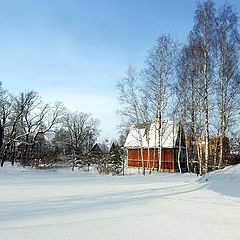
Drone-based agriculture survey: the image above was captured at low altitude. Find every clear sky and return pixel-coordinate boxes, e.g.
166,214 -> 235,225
0,0 -> 239,140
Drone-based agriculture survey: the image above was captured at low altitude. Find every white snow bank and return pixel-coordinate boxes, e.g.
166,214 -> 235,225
0,162 -> 240,240
199,164 -> 240,198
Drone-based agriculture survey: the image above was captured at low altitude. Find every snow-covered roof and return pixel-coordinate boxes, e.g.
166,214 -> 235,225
124,121 -> 179,148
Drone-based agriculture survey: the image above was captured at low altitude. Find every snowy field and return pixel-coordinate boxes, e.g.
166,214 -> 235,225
0,164 -> 240,240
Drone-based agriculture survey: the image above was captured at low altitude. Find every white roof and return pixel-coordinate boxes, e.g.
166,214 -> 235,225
124,121 -> 179,148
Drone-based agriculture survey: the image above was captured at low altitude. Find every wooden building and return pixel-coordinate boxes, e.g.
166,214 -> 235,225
124,121 -> 187,173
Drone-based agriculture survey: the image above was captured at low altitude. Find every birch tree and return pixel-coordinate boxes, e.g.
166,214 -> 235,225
117,66 -> 146,175
216,4 -> 240,168
140,90 -> 152,172
176,36 -> 206,174
144,35 -> 177,172
193,0 -> 216,173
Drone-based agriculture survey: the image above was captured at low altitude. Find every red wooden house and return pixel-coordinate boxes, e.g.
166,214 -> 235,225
124,121 -> 187,173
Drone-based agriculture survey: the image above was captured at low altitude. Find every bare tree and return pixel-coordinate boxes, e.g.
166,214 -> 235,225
1,90 -> 64,167
216,4 -> 240,168
57,111 -> 100,155
175,1 -> 240,172
1,91 -> 36,166
144,35 -> 177,172
0,83 -> 13,166
117,66 -> 146,175
193,0 -> 216,173
0,82 -> 102,168
176,37 -> 206,174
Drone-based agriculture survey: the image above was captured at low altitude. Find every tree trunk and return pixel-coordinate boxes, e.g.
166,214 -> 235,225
138,129 -> 145,175
219,47 -> 225,169
147,142 -> 151,174
153,124 -> 157,171
197,55 -> 203,175
177,124 -> 182,173
190,71 -> 196,167
197,143 -> 203,175
0,121 -> 3,151
157,115 -> 162,172
203,18 -> 209,173
214,136 -> 219,168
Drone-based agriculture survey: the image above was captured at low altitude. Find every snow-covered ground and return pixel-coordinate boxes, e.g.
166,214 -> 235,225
0,164 -> 239,240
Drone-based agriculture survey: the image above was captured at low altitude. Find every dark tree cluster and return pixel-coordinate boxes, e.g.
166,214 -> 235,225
0,84 -> 100,169
71,142 -> 125,175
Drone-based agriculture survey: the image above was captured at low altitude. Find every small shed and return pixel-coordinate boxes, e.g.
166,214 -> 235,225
124,121 -> 187,173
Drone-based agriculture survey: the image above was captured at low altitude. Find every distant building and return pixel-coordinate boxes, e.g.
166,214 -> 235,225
90,143 -> 104,156
124,121 -> 187,173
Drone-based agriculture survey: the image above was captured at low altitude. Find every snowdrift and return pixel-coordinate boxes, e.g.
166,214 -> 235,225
0,162 -> 240,240
199,164 -> 240,198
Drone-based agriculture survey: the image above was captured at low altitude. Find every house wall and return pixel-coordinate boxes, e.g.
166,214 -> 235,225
127,148 -> 175,172
161,149 -> 174,172
128,148 -> 159,169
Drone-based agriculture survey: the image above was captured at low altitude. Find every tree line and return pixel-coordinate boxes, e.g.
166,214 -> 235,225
0,85 -> 101,168
117,0 -> 240,174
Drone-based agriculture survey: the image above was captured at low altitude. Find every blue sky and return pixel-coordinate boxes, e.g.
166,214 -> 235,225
0,0 -> 239,139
